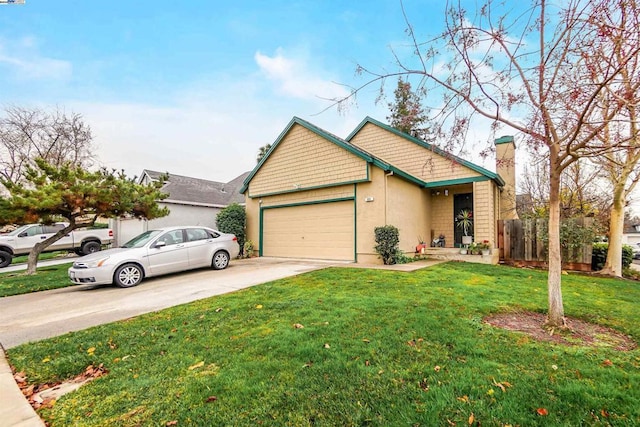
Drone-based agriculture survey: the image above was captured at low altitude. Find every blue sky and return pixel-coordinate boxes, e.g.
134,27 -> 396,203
1,0 -> 458,182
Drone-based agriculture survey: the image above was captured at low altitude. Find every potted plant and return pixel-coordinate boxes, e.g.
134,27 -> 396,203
478,240 -> 491,256
468,242 -> 479,255
456,209 -> 473,245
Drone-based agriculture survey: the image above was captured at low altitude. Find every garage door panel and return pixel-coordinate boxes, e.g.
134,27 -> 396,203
263,201 -> 354,261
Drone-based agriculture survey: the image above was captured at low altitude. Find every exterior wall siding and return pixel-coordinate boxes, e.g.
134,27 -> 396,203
248,124 -> 367,197
386,174 -> 430,255
472,180 -> 495,246
350,123 -> 482,182
355,167 -> 387,263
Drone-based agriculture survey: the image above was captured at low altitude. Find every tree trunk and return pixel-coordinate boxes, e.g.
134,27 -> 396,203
600,184 -> 626,277
25,220 -> 78,275
546,149 -> 566,327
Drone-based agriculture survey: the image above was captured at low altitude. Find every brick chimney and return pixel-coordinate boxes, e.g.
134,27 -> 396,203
495,136 -> 518,219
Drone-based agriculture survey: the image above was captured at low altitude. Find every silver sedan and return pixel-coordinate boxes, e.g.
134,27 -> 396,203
68,226 -> 240,287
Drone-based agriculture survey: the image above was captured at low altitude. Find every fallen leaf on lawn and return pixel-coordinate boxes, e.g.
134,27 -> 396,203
14,372 -> 26,383
457,395 -> 470,404
434,365 -> 441,372
166,421 -> 178,426
601,409 -> 609,418
188,361 -> 205,370
293,323 -> 304,329
206,396 -> 217,403
41,357 -> 50,363
303,361 -> 313,368
602,359 -> 613,367
87,347 -> 96,355
362,338 -> 370,343
446,419 -> 456,426
323,343 -> 330,349
468,413 -> 474,425
407,340 -> 416,347
215,307 -> 223,313
255,304 -> 263,309
551,364 -> 558,370
536,408 -> 548,416
365,360 -> 370,366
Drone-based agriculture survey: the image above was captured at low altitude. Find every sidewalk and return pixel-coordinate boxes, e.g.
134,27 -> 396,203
0,344 -> 44,427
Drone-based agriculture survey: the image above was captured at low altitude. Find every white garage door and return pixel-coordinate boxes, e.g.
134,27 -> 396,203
263,201 -> 355,261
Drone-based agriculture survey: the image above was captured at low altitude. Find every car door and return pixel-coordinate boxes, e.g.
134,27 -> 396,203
146,229 -> 190,276
13,225 -> 47,253
43,224 -> 74,250
184,228 -> 218,268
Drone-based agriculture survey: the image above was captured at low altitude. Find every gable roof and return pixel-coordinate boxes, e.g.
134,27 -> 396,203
141,170 -> 248,207
346,116 -> 505,187
241,116 -> 505,194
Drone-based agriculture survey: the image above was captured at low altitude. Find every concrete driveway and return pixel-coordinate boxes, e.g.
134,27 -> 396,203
0,257 -> 333,349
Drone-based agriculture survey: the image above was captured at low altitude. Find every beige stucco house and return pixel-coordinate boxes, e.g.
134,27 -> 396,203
241,116 -> 517,264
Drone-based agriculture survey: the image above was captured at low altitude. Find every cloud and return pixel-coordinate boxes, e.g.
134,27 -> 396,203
254,48 -> 349,101
0,37 -> 72,81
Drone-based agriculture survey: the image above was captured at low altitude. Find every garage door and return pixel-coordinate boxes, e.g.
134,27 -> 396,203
262,201 -> 355,261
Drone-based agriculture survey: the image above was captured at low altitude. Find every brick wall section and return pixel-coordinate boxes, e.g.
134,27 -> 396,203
350,123 -> 482,182
249,124 -> 367,196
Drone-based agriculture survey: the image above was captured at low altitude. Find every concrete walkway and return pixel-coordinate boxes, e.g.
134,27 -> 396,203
0,345 -> 45,427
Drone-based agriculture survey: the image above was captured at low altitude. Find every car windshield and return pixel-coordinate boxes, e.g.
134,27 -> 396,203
5,225 -> 31,236
121,230 -> 163,248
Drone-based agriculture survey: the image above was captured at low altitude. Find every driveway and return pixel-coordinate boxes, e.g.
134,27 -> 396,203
0,257 -> 333,349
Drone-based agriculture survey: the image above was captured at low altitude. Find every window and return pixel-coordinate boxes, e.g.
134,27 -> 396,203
23,225 -> 43,236
43,224 -> 65,234
186,228 -> 209,242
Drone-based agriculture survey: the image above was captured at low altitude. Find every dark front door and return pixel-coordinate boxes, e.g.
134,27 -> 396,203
454,193 -> 474,246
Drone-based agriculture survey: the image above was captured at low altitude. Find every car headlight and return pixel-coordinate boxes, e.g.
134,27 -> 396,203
84,256 -> 111,268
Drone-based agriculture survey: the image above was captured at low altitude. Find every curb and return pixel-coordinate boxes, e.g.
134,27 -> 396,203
0,343 -> 45,427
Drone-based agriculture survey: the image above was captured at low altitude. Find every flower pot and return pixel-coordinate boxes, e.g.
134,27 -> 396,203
460,248 -> 468,255
481,249 -> 491,256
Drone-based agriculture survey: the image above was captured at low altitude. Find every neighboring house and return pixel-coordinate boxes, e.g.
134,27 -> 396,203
110,170 -> 249,245
241,116 -> 518,264
623,224 -> 640,246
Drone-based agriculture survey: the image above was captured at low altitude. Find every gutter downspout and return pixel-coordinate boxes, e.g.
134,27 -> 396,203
385,170 -> 394,224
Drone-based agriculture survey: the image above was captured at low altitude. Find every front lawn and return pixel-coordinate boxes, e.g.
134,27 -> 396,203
0,263 -> 73,297
7,263 -> 640,426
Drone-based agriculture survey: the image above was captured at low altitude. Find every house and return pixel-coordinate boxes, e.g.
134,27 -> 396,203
110,170 -> 249,245
623,223 -> 640,246
241,116 -> 517,264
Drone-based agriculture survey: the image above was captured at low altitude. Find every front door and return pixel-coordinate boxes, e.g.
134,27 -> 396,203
454,193 -> 474,246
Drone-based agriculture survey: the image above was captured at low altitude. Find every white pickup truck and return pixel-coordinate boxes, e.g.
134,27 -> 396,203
0,223 -> 114,268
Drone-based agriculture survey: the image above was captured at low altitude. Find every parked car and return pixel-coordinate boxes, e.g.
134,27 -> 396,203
0,223 -> 113,268
68,226 -> 239,288
633,243 -> 640,260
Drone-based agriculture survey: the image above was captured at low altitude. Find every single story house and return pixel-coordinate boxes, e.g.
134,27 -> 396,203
241,116 -> 518,264
623,224 -> 640,246
110,170 -> 248,245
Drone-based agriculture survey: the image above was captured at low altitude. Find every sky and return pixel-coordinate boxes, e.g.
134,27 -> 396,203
0,1 -> 637,214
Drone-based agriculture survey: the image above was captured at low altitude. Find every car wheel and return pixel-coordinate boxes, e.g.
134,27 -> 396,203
81,241 -> 101,255
0,250 -> 12,268
114,263 -> 143,288
212,251 -> 229,270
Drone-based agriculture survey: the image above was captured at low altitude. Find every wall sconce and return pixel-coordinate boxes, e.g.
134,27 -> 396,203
444,189 -> 449,196
436,191 -> 440,196
365,196 -> 374,202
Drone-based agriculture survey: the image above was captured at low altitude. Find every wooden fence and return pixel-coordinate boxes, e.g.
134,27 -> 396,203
497,218 -> 594,271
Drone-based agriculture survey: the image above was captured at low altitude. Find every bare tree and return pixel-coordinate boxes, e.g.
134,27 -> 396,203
589,0 -> 640,277
0,106 -> 95,185
332,0 -> 640,327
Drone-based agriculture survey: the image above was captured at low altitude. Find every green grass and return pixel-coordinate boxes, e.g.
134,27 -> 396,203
0,263 -> 74,297
11,251 -> 69,264
7,263 -> 640,426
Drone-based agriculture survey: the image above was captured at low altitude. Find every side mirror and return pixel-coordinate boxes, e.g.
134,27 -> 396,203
18,232 -> 27,238
154,241 -> 167,248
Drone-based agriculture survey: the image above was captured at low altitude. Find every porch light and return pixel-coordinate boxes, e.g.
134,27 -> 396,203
444,189 -> 449,196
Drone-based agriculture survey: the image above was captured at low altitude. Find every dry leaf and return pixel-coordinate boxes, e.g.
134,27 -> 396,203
434,365 -> 441,372
188,361 -> 205,370
536,408 -> 548,416
601,409 -> 609,418
293,323 -> 304,329
255,304 -> 263,309
457,395 -> 470,404
323,343 -> 330,349
215,307 -> 223,313
362,338 -> 370,343
602,359 -> 613,367
468,412 -> 474,425
206,396 -> 218,403
166,421 -> 178,426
